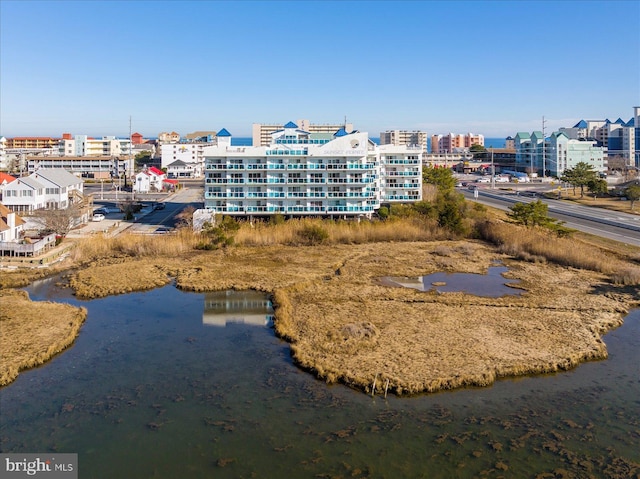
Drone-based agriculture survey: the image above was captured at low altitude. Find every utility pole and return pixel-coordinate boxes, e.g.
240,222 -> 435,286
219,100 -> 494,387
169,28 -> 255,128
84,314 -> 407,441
129,115 -> 134,200
490,147 -> 495,189
542,115 -> 547,179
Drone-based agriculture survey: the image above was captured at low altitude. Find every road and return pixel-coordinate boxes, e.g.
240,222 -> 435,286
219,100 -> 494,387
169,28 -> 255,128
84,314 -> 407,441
72,183 -> 204,236
461,187 -> 640,247
126,184 -> 204,234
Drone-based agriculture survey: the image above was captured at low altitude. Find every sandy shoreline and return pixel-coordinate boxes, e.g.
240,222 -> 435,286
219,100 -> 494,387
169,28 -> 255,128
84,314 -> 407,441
2,239 -> 636,393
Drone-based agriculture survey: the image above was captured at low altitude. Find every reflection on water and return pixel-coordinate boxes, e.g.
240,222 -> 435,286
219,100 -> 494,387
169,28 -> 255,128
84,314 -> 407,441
1,284 -> 638,478
203,290 -> 274,327
383,266 -> 523,297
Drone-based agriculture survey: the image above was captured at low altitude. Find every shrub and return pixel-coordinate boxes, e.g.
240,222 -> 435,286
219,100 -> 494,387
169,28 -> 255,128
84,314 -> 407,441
297,224 -> 329,245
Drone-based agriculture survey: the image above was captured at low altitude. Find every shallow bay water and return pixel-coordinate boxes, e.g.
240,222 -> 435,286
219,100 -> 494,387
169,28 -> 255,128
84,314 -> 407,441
1,281 -> 638,478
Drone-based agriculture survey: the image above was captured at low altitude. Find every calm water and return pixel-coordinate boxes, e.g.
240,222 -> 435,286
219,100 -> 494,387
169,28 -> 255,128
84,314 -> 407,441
382,266 -> 522,297
1,280 -> 638,478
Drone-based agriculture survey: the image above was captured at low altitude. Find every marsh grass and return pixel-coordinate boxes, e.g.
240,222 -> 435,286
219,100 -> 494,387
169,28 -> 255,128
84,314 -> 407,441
475,219 -> 633,276
0,289 -> 86,386
72,229 -> 200,262
3,212 -> 640,393
234,217 -> 446,246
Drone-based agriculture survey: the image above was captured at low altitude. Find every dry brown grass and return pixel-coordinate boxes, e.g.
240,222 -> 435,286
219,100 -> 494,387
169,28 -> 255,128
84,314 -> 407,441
270,241 -> 633,395
0,289 -> 86,386
475,219 -> 638,277
3,214 -> 640,395
72,228 -> 200,262
234,216 -> 445,246
556,191 -> 640,215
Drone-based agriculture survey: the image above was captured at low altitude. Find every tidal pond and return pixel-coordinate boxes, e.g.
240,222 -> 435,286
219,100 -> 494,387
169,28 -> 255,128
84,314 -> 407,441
382,266 -> 523,297
0,281 -> 638,478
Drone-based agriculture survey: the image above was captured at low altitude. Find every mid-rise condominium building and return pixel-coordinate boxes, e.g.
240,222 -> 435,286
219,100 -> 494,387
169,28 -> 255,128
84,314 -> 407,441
559,107 -> 640,167
57,135 -> 132,158
379,130 -> 427,154
204,122 -> 421,219
6,137 -> 60,149
252,120 -> 354,147
514,131 -> 605,177
431,133 -> 484,153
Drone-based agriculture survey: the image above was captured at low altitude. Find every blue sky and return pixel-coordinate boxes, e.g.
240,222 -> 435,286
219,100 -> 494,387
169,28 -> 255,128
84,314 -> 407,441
1,0 -> 638,139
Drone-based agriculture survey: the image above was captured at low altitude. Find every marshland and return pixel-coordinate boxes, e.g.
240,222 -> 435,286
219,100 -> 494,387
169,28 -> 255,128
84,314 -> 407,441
2,182 -> 640,477
2,192 -> 639,392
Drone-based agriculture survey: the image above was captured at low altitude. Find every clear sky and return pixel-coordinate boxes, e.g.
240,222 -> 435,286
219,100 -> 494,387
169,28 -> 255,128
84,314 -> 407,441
1,0 -> 638,139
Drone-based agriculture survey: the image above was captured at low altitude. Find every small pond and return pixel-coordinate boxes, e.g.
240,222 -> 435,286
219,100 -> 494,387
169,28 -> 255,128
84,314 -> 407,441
382,266 -> 523,297
0,281 -> 638,478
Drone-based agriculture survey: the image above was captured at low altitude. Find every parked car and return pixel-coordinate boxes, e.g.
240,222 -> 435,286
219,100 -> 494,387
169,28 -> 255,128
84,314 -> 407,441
94,206 -> 120,214
154,203 -> 166,210
475,177 -> 491,183
92,213 -> 105,222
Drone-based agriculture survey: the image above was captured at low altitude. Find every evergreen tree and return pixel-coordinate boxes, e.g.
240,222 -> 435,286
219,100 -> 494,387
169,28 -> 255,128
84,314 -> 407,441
560,162 -> 598,198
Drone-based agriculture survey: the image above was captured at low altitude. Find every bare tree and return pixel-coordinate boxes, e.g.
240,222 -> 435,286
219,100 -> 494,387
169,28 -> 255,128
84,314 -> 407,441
175,205 -> 196,229
32,205 -> 82,236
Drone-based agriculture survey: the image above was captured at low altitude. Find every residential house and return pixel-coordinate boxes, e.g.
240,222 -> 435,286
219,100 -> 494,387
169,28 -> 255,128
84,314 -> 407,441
31,168 -> 84,209
1,176 -> 47,213
0,172 -> 17,200
166,159 -> 198,179
0,203 -> 25,242
1,169 -> 84,212
133,166 -> 167,193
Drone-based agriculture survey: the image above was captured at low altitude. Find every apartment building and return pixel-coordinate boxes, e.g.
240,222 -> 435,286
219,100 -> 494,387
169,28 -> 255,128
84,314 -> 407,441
25,155 -> 127,179
159,129 -> 230,178
158,131 -> 181,144
0,137 -> 7,170
379,130 -> 427,154
559,107 -> 640,166
431,133 -> 484,153
57,135 -> 132,158
252,120 -> 354,147
204,122 -> 421,218
6,137 -> 60,149
515,131 -> 605,177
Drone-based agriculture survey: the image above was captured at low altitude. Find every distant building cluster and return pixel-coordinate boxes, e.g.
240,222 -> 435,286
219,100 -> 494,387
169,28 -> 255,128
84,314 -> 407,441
1,106 -> 638,189
514,106 -> 640,177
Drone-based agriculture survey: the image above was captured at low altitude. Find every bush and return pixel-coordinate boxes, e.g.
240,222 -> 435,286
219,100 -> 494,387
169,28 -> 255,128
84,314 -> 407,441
297,224 -> 329,245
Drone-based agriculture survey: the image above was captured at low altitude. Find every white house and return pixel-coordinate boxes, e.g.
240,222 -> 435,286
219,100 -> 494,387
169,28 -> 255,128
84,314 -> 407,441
32,169 -> 84,209
1,168 -> 84,212
0,172 -> 17,201
134,166 -> 167,193
1,176 -> 47,212
166,159 -> 200,179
